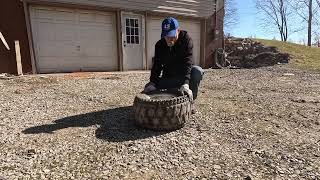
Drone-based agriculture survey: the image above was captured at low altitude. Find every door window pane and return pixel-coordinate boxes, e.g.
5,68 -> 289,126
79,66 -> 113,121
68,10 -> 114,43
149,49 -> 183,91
125,18 -> 140,44
130,19 -> 134,27
126,27 -> 130,35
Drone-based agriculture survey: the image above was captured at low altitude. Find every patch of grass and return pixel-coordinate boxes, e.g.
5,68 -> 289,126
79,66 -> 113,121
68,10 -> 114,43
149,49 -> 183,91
256,39 -> 320,71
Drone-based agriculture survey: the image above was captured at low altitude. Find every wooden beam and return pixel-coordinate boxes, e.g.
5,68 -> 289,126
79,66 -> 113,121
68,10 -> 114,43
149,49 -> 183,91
15,41 -> 23,75
0,31 -> 10,50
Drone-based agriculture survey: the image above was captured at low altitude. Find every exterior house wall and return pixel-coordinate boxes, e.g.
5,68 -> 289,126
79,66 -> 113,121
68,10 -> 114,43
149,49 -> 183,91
205,0 -> 225,68
25,0 -> 216,17
0,0 -> 32,74
0,0 -> 225,74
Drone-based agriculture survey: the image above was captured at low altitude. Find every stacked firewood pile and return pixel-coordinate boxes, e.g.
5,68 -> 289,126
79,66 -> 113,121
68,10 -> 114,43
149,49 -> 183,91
223,37 -> 290,68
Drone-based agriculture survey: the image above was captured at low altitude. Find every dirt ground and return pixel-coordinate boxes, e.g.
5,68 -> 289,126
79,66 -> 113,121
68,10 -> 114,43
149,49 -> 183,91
0,65 -> 319,179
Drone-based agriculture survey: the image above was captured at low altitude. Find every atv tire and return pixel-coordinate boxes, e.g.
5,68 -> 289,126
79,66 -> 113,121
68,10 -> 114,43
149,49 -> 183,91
133,89 -> 192,131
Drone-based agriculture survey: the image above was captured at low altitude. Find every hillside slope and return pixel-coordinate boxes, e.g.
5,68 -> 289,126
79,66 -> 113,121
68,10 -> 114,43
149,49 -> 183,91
257,39 -> 320,71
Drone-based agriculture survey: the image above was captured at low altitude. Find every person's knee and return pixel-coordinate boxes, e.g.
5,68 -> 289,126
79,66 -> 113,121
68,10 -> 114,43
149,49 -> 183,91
191,66 -> 204,81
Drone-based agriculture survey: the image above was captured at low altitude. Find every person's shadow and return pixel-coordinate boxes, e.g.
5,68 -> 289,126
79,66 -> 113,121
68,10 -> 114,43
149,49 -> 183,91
22,106 -> 169,142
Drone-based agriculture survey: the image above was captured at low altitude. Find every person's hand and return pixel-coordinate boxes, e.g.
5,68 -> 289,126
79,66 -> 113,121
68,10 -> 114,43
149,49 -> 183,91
179,84 -> 193,100
143,82 -> 157,93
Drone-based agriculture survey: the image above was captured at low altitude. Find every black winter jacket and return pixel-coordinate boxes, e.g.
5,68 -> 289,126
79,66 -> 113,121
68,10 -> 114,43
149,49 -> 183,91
150,30 -> 194,85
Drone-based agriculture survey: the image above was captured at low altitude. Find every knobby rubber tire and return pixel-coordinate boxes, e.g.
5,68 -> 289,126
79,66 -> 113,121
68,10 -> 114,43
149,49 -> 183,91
133,90 -> 192,131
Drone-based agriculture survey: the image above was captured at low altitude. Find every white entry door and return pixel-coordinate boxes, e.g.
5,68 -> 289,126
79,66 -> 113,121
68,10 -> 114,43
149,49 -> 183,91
122,13 -> 145,70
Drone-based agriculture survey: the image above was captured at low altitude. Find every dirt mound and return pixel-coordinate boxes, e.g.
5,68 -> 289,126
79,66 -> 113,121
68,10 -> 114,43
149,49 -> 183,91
213,37 -> 290,68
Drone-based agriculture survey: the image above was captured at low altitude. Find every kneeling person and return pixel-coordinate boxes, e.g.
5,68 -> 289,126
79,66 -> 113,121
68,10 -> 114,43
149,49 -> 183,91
143,17 -> 204,114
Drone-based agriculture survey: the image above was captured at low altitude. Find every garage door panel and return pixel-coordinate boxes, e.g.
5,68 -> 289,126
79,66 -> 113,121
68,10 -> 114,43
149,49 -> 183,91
54,24 -> 77,41
33,9 -> 55,20
102,46 -> 117,56
79,12 -> 113,25
82,58 -> 117,65
30,6 -> 118,73
81,65 -> 116,71
96,14 -> 114,24
79,12 -> 97,23
36,23 -> 56,41
38,42 -> 76,57
79,27 -> 115,41
80,45 -> 116,57
54,11 -> 75,22
37,57 -> 80,71
81,58 -> 118,71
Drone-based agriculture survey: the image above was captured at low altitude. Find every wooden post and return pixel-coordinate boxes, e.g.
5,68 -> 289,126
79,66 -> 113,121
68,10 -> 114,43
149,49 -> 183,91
0,31 -> 10,50
15,40 -> 23,75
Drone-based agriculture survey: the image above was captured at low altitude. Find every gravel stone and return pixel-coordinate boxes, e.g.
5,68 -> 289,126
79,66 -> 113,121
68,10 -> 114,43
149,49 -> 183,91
0,67 -> 319,179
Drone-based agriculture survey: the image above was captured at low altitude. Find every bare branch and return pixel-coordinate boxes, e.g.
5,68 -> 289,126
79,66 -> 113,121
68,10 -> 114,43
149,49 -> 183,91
224,0 -> 239,32
255,0 -> 290,41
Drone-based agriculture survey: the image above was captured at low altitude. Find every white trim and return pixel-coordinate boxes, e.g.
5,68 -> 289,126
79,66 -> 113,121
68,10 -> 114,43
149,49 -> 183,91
141,15 -> 146,70
0,32 -> 10,50
152,10 -> 198,17
157,6 -> 198,13
23,1 -> 37,74
165,1 -> 200,6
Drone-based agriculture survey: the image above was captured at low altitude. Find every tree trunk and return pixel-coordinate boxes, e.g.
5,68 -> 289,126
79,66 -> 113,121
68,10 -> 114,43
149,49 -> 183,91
308,0 -> 313,46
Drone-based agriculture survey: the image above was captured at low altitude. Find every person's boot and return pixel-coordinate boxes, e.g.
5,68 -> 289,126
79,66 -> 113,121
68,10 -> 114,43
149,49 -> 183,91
191,102 -> 197,114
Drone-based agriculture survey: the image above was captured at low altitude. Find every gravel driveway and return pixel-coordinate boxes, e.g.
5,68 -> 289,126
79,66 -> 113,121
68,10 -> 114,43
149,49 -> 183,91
0,66 -> 319,179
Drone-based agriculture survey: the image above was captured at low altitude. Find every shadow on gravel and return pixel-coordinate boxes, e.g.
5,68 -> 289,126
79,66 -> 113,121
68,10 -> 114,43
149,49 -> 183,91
22,106 -> 168,142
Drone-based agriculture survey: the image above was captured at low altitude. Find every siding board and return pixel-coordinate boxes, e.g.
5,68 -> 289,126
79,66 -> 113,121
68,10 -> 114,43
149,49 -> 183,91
24,0 -> 217,17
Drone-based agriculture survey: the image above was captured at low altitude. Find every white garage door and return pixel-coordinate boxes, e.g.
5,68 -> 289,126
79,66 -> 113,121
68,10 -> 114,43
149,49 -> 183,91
147,16 -> 201,69
30,6 -> 118,73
